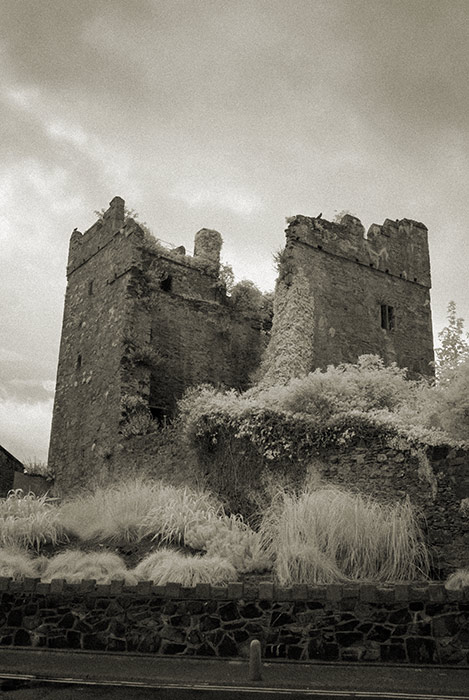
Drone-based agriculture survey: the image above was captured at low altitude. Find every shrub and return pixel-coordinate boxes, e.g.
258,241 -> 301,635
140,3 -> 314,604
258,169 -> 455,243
445,569 -> 469,590
0,490 -> 64,551
41,550 -> 136,584
0,547 -> 42,580
134,549 -> 237,585
260,486 -> 430,585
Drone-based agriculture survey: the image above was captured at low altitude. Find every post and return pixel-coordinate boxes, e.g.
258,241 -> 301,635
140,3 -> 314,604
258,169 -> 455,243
248,639 -> 262,681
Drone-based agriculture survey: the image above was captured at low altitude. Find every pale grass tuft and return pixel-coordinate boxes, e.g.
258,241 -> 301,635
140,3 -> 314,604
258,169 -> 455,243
185,513 -> 271,574
445,569 -> 469,590
261,486 -> 430,585
41,550 -> 137,584
0,547 -> 42,580
58,478 -> 218,545
134,549 -> 237,585
0,490 -> 64,551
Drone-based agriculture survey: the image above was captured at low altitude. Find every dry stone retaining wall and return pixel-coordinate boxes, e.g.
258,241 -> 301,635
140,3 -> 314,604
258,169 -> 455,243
1,579 -> 469,665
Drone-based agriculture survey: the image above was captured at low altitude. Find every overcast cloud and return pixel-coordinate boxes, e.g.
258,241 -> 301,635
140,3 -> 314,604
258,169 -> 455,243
1,0 -> 468,463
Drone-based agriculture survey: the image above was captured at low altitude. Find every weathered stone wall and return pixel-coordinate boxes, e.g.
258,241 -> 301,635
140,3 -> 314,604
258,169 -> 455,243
281,214 -> 434,376
193,422 -> 469,573
0,446 -> 23,497
315,441 -> 469,575
49,198 -> 264,494
48,198 -> 141,494
1,579 -> 468,664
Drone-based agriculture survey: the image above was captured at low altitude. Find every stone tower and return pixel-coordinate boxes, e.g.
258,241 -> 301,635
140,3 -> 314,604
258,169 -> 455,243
48,197 -> 264,494
262,212 -> 434,383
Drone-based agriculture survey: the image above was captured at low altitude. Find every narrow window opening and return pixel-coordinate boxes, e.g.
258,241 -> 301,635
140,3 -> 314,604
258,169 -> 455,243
76,354 -> 82,370
160,275 -> 172,292
88,280 -> 94,295
381,305 -> 395,331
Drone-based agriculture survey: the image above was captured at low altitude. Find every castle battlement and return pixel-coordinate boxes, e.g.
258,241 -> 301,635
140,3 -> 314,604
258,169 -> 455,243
286,213 -> 431,288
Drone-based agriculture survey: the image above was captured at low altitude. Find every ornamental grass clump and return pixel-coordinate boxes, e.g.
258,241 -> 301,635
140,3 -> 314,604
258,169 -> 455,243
134,548 -> 237,586
0,490 -> 64,551
445,569 -> 469,590
184,513 -> 271,574
41,550 -> 137,585
58,478 -> 218,545
0,547 -> 42,580
261,486 -> 430,585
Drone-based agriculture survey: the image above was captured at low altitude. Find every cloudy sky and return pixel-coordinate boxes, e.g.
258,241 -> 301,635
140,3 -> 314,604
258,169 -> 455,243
1,0 -> 468,464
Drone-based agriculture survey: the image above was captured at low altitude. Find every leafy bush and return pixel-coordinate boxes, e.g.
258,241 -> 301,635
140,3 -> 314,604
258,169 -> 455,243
41,550 -> 136,584
134,549 -> 237,585
260,486 -> 430,584
0,547 -> 42,580
445,569 -> 469,590
0,490 -> 64,551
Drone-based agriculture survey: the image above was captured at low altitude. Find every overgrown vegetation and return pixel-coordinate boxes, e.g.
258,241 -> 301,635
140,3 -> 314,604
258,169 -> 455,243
0,478 -> 431,584
0,490 -> 64,551
260,487 -> 430,584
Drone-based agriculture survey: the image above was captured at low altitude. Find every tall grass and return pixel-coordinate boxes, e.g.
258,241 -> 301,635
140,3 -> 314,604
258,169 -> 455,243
59,478 -> 219,545
0,490 -> 64,551
41,550 -> 137,584
134,549 -> 237,585
260,486 -> 430,584
0,547 -> 43,580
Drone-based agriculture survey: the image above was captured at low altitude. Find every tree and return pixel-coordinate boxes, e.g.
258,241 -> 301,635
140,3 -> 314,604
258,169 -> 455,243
435,301 -> 469,378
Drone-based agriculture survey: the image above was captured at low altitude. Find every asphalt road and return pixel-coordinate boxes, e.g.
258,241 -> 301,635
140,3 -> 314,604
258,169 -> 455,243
1,648 -> 468,700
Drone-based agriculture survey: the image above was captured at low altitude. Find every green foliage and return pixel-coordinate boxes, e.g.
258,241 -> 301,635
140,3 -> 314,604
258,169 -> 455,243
260,486 -> 430,584
230,280 -> 264,312
218,262 -> 235,293
414,358 -> 469,443
435,301 -> 469,378
120,393 -> 155,438
134,549 -> 237,585
0,490 -> 64,551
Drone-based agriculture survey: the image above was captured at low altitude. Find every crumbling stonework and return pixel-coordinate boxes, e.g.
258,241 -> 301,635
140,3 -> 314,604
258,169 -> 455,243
267,213 -> 434,379
49,198 -> 264,494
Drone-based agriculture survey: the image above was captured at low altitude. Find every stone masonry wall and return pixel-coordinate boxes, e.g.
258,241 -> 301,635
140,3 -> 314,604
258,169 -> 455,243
48,198 -> 141,494
315,441 -> 469,576
49,197 -> 264,494
0,446 -> 23,498
1,579 -> 469,665
281,214 -> 434,376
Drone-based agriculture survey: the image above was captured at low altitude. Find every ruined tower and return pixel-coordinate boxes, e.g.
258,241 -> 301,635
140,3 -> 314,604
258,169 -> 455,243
48,197 -> 264,494
262,212 -> 434,383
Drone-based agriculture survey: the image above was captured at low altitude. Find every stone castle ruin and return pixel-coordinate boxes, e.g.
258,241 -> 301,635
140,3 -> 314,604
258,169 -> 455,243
48,197 -> 434,493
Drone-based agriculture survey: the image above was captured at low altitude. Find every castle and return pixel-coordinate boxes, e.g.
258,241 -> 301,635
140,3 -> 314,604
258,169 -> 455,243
48,197 -> 434,493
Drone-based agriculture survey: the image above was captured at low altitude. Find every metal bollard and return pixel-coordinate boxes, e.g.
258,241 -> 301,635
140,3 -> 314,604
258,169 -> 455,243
248,639 -> 263,681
